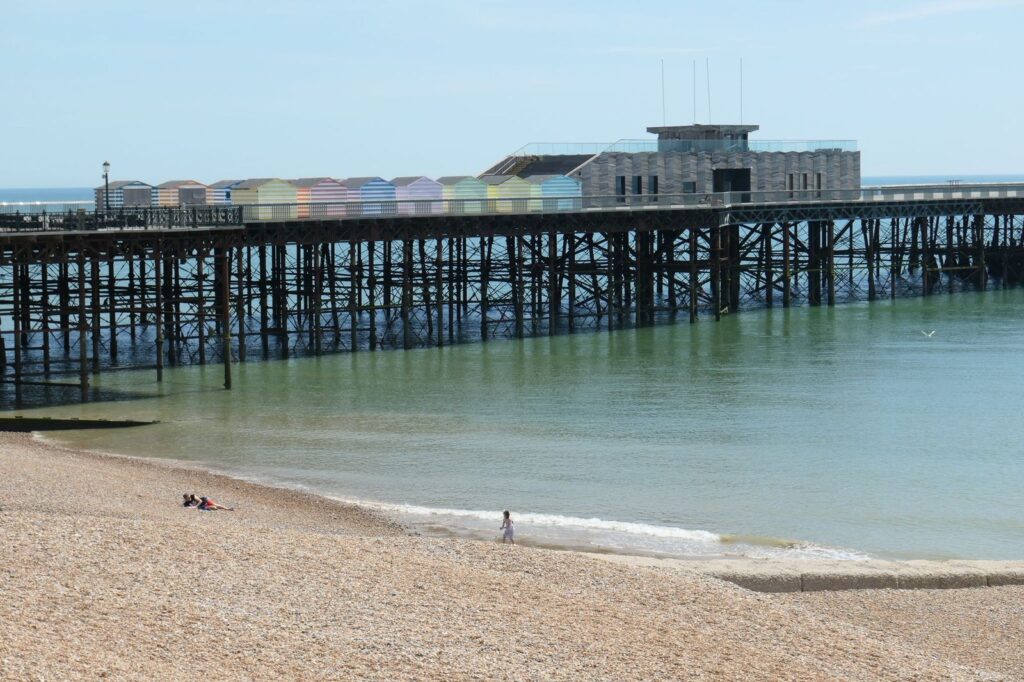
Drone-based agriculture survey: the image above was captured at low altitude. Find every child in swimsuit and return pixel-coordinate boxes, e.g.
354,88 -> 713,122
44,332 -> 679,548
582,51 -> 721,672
501,510 -> 514,545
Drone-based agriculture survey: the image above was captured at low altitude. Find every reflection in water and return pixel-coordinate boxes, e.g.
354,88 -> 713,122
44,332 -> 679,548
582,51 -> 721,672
15,289 -> 1024,560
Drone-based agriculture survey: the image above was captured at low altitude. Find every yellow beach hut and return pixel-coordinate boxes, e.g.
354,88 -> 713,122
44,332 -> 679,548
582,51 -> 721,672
479,175 -> 539,213
231,179 -> 298,220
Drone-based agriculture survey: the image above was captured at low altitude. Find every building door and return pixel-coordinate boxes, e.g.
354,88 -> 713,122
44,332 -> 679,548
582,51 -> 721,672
122,187 -> 151,207
713,168 -> 751,201
180,188 -> 205,205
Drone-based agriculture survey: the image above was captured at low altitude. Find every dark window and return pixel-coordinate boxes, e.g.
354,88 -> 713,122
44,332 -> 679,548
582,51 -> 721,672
632,176 -> 643,195
682,181 -> 697,193
615,176 -> 626,203
648,175 -> 659,196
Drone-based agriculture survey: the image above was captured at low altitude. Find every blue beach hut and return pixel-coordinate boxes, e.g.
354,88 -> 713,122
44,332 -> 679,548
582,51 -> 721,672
342,177 -> 396,216
524,175 -> 583,211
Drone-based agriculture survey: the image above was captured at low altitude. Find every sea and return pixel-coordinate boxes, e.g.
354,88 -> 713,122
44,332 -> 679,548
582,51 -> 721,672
5,176 -> 1024,562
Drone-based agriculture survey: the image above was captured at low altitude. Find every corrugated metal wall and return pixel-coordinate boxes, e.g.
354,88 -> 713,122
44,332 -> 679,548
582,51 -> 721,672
528,175 -> 582,211
485,176 -> 538,213
440,178 -> 488,214
309,180 -> 347,217
351,178 -> 396,216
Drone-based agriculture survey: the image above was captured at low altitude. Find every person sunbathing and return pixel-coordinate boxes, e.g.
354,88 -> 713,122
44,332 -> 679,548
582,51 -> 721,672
182,493 -> 200,507
198,496 -> 234,511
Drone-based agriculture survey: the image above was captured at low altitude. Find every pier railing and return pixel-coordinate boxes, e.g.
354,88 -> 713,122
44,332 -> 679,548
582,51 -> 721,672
1,183 -> 1022,232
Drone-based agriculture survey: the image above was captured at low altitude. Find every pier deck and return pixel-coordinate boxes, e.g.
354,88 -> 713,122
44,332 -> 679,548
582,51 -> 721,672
1,184 -> 1023,403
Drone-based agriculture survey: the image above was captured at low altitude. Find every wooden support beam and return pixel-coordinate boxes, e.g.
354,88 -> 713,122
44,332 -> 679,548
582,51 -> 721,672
197,254 -> 207,365
107,255 -> 118,360
236,246 -> 248,360
689,227 -> 698,323
154,249 -> 163,382
78,254 -> 89,399
219,247 -> 232,390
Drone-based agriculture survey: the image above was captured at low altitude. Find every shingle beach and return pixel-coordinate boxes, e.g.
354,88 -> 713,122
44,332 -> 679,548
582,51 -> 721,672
1,432 -> 1020,680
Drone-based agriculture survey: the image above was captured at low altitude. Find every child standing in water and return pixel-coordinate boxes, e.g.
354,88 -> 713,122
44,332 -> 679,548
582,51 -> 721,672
500,510 -> 515,545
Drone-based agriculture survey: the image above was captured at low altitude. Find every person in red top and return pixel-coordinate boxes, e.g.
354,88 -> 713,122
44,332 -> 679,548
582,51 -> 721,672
198,496 -> 234,511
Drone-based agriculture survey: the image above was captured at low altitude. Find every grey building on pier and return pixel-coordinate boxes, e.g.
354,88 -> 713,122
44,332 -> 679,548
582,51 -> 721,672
482,124 -> 859,200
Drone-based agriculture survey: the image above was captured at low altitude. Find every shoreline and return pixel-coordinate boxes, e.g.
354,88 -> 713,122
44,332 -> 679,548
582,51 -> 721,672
32,430 -> 1024,591
4,431 -> 1024,678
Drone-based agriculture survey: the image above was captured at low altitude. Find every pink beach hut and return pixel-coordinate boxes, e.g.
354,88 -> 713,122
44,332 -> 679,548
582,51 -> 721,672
292,178 -> 348,218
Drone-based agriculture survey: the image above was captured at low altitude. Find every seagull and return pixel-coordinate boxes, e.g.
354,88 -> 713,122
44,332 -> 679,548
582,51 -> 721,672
921,330 -> 936,337
720,306 -> 730,315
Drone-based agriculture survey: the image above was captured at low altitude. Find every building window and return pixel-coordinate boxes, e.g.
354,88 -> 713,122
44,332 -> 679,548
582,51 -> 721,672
648,175 -> 659,193
682,181 -> 697,194
615,176 -> 626,203
786,174 -> 795,199
632,175 -> 643,195
815,173 -> 823,197
802,173 -> 810,191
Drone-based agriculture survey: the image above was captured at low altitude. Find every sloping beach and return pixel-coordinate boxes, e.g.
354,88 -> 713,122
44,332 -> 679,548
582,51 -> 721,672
1,432 -> 1021,680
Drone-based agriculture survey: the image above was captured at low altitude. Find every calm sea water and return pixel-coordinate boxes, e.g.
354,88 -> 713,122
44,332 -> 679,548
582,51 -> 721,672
0,187 -> 92,205
17,289 -> 1024,561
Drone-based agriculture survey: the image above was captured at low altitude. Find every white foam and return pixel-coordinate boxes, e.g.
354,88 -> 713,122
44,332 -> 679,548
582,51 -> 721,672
352,499 -> 719,542
326,495 -> 869,560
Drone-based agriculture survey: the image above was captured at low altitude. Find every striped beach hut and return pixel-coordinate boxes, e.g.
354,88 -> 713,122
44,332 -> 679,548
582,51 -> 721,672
392,176 -> 443,215
524,175 -> 583,212
95,180 -> 153,210
208,180 -> 243,205
437,176 -> 488,214
480,175 -> 539,213
342,177 -> 396,216
231,179 -> 298,220
292,178 -> 348,218
155,180 -> 208,206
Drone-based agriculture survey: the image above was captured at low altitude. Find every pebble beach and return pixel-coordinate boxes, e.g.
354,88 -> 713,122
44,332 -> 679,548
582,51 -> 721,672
1,432 -> 1022,680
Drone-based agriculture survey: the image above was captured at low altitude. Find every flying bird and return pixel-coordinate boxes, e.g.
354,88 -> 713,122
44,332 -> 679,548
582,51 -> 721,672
920,330 -> 936,337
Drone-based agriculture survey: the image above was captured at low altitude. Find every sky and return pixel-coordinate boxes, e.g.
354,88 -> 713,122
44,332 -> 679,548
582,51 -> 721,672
2,0 -> 1023,186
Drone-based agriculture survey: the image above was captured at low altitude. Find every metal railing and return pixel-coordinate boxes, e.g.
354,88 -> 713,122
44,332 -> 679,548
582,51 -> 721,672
512,139 -> 858,156
0,183 -> 1021,232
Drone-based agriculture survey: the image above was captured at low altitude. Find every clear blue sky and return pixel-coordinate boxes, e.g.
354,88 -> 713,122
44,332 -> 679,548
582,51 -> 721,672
3,0 -> 1022,186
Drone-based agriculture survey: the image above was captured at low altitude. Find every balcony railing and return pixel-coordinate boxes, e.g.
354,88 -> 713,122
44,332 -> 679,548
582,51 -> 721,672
511,139 -> 857,157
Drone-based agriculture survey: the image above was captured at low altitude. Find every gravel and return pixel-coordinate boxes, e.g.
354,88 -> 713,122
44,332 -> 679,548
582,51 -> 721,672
0,433 -> 1014,680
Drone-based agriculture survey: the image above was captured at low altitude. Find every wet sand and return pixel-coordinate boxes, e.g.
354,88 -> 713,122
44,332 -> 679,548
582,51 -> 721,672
1,432 -> 1020,680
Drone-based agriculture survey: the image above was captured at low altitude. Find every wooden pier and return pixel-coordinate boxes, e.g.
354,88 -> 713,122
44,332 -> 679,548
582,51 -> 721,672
1,186 -> 1023,404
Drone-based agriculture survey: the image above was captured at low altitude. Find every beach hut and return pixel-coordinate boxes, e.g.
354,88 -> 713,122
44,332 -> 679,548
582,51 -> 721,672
342,177 -> 396,216
480,175 -> 539,213
437,176 -> 488,214
94,180 -> 153,210
155,180 -> 208,206
524,175 -> 583,212
392,176 -> 443,215
231,179 -> 298,220
292,178 -> 348,218
208,180 -> 243,205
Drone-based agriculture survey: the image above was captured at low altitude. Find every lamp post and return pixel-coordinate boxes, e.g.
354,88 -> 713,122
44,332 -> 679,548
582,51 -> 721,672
102,160 -> 110,212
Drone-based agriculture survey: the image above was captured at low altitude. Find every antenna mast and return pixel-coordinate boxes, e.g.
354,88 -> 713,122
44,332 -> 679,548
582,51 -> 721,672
705,58 -> 712,123
661,59 -> 666,126
692,60 -> 696,123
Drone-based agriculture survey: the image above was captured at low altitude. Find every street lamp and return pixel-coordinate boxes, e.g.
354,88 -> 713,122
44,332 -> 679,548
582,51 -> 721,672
102,161 -> 110,212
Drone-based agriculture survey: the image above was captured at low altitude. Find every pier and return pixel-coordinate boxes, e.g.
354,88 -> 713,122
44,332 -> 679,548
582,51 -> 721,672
1,184 -> 1023,403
